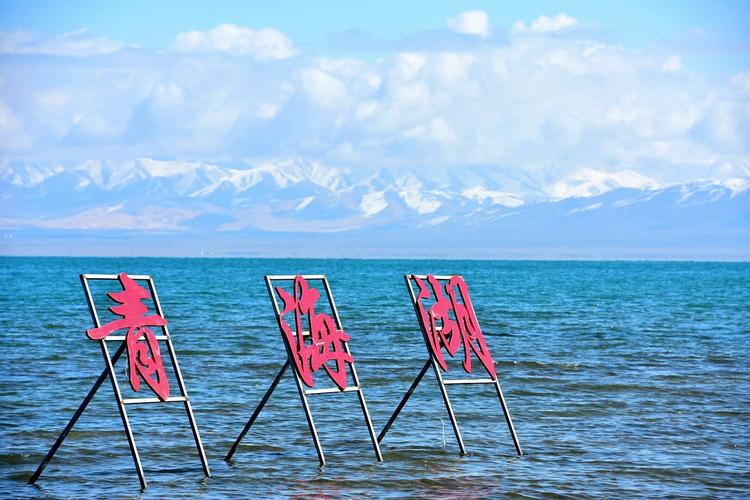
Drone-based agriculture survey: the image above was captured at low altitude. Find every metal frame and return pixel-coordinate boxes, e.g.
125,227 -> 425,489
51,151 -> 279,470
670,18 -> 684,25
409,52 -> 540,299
378,274 -> 523,456
29,274 -> 211,489
226,275 -> 383,466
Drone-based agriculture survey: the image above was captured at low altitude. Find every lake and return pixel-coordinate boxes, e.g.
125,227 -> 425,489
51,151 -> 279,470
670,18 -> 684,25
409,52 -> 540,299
1,257 -> 749,497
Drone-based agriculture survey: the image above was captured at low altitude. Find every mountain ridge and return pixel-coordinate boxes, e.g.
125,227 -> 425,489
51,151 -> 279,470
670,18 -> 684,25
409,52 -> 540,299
1,159 -> 747,258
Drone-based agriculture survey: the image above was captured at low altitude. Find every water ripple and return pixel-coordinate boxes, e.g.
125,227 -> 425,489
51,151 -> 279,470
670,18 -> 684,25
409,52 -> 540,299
1,258 -> 749,497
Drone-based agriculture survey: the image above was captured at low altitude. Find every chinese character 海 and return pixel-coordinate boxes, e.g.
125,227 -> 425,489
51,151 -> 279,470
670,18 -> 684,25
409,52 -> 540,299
275,276 -> 354,390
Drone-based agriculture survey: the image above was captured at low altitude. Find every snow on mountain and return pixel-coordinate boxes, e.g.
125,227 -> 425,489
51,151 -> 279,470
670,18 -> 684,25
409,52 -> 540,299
546,168 -> 660,200
359,191 -> 388,216
394,173 -> 443,215
2,163 -> 64,187
720,177 -> 749,196
462,186 -> 524,207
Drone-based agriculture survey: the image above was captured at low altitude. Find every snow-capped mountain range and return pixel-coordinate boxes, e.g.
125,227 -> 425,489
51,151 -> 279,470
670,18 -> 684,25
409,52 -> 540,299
1,159 -> 748,258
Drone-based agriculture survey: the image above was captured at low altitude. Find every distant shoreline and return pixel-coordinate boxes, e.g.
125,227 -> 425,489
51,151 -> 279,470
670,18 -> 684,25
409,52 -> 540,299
1,254 -> 748,263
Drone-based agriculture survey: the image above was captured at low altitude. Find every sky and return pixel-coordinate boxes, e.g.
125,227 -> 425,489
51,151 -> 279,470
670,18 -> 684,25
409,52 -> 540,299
1,1 -> 749,176
0,1 -> 748,257
1,1 -> 748,61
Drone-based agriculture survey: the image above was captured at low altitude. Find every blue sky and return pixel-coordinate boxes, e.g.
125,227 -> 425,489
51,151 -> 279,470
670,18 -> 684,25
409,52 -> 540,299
1,0 -> 748,73
2,1 -> 747,43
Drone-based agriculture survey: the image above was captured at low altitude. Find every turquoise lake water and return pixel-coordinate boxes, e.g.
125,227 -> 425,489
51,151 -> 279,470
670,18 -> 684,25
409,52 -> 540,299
1,257 -> 749,498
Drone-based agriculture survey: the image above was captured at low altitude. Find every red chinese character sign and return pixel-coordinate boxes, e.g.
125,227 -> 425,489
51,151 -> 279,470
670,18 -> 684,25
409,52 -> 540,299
377,274 -> 523,457
275,275 -> 354,390
225,274 -> 382,466
412,274 -> 497,380
86,273 -> 170,401
29,273 -> 211,490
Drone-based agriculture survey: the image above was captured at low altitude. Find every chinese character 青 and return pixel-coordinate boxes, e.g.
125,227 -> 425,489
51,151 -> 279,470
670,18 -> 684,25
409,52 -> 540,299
86,273 -> 170,400
275,276 -> 354,390
412,274 -> 497,379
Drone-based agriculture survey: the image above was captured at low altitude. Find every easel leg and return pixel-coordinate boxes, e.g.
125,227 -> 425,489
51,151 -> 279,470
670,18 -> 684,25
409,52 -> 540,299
292,371 -> 326,466
162,338 -> 211,477
494,380 -> 523,456
432,365 -> 467,455
182,400 -> 212,476
342,347 -> 383,462
28,343 -> 126,485
355,388 -> 383,462
100,342 -> 147,490
225,361 -> 289,461
378,359 -> 431,443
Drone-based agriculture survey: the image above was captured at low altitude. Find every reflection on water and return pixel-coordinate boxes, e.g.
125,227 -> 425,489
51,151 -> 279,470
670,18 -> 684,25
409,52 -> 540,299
1,258 -> 749,497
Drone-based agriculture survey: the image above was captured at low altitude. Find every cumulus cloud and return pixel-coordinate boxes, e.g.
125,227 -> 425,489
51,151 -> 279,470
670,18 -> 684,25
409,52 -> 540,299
447,10 -> 490,37
662,55 -> 683,72
730,70 -> 750,92
0,28 -> 130,56
1,21 -> 748,187
513,13 -> 578,33
0,100 -> 29,150
171,23 -> 295,59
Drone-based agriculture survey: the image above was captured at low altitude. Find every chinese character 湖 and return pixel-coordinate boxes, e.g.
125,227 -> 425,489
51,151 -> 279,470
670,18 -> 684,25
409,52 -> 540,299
412,274 -> 497,379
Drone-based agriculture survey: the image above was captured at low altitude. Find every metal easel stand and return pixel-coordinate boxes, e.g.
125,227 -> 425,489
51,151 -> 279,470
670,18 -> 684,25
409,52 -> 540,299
28,274 -> 211,490
224,355 -> 383,466
377,356 -> 523,456
225,275 -> 383,466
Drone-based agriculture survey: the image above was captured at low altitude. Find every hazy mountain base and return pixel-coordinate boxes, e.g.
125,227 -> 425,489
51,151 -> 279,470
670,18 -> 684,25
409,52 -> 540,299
3,186 -> 747,259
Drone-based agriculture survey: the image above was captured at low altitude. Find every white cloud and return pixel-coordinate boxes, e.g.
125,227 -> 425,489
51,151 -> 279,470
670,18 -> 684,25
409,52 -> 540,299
730,70 -> 750,93
0,29 -> 130,56
0,24 -> 748,188
171,23 -> 295,60
299,68 -> 349,107
513,13 -> 578,34
447,10 -> 490,37
0,101 -> 25,145
662,55 -> 682,72
255,102 -> 280,119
